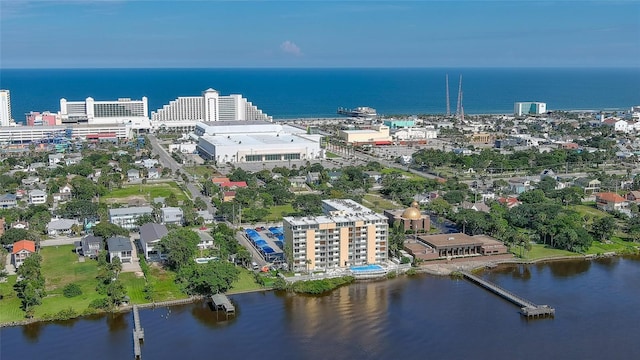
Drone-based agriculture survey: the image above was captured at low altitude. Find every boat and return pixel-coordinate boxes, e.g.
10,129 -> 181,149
337,106 -> 377,118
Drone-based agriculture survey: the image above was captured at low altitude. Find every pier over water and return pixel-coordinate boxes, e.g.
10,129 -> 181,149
461,271 -> 555,318
132,305 -> 144,358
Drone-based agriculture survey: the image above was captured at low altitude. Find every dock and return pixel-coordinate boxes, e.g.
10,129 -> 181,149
461,271 -> 555,318
211,294 -> 235,317
132,305 -> 144,358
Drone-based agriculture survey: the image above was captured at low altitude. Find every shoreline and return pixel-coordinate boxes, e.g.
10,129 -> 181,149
0,252 -> 632,328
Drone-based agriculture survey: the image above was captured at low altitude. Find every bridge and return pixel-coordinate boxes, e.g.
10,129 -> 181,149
461,271 -> 555,318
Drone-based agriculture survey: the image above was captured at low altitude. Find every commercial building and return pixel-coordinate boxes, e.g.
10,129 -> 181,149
26,111 -> 57,126
195,121 -> 323,164
60,96 -> 150,129
413,233 -> 507,260
283,199 -> 388,272
0,90 -> 12,127
514,102 -> 547,116
338,124 -> 392,145
108,206 -> 153,230
151,88 -> 272,131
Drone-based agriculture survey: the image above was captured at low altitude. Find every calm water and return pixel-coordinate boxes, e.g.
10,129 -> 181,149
0,68 -> 639,120
2,256 -> 640,360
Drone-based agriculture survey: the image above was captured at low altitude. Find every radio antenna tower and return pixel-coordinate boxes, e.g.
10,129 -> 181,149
445,74 -> 450,117
456,75 -> 464,121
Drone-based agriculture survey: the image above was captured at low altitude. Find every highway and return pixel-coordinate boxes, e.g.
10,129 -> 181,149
146,134 -> 217,217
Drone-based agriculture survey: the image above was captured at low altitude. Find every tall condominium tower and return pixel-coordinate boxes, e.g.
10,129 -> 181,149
0,90 -> 12,127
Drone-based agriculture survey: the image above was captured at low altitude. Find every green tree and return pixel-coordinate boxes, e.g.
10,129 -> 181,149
106,280 -> 127,307
177,261 -> 240,295
157,228 -> 200,270
592,216 -> 616,242
292,194 -> 323,216
0,228 -> 38,246
92,222 -> 129,239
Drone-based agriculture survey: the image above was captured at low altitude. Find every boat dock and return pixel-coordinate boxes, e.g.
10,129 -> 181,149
211,294 -> 235,317
461,271 -> 555,318
132,305 -> 144,358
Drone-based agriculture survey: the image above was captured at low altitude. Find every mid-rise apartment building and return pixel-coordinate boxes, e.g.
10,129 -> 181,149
283,199 -> 388,272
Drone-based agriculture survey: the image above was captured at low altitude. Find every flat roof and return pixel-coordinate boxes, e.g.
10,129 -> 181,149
199,133 -> 318,148
109,206 -> 153,216
417,233 -> 484,248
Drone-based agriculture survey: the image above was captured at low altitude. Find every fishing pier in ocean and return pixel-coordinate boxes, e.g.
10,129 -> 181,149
461,271 -> 555,318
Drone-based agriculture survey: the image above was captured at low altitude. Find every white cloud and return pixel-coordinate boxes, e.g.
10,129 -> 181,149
280,40 -> 302,56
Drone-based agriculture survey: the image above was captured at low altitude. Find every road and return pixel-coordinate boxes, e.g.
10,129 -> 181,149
146,134 -> 217,216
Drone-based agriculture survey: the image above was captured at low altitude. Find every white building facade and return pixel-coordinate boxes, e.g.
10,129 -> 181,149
0,90 -> 12,127
59,97 -> 150,130
283,199 -> 388,272
514,102 -> 547,116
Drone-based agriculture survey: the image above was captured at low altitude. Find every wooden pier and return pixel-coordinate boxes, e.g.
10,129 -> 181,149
132,305 -> 144,358
461,271 -> 555,318
211,294 -> 235,318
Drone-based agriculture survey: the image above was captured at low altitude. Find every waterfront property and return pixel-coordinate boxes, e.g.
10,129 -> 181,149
139,223 -> 168,260
80,235 -> 103,259
106,236 -> 133,263
283,199 -> 388,272
406,233 -> 508,261
12,240 -> 36,268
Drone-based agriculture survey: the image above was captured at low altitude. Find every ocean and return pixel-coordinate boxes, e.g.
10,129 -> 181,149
0,68 -> 638,121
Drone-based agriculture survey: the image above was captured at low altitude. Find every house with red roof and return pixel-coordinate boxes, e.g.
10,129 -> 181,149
212,177 -> 248,189
497,196 -> 521,209
12,240 -> 36,268
595,192 -> 628,212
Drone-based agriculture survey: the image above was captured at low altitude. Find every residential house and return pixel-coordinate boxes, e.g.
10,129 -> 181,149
12,240 -> 36,268
106,236 -> 133,263
80,235 -> 103,259
497,196 -> 521,209
53,183 -> 74,202
64,155 -> 83,166
127,169 -> 140,182
626,191 -> 640,203
212,177 -> 248,189
574,177 -> 601,194
28,162 -> 46,172
540,169 -> 556,181
29,189 -> 47,205
22,176 -> 40,186
363,171 -> 383,185
141,159 -> 159,169
139,223 -> 168,260
47,218 -> 79,236
290,176 -> 307,188
197,210 -> 214,224
12,221 -> 29,230
596,192 -> 628,212
0,193 -> 17,209
460,201 -> 491,213
109,206 -> 153,230
306,172 -> 321,185
48,153 -> 65,166
147,167 -> 160,179
222,191 -> 236,202
508,177 -> 531,194
161,207 -> 184,225
327,171 -> 342,182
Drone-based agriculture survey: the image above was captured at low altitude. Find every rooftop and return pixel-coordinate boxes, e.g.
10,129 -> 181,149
12,240 -> 36,254
107,236 -> 133,252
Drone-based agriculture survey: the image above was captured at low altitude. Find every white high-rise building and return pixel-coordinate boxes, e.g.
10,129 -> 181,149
514,102 -> 547,116
59,96 -> 150,129
0,90 -> 12,127
151,88 -> 272,128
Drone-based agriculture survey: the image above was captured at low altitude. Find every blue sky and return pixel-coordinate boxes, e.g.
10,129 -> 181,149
1,0 -> 638,68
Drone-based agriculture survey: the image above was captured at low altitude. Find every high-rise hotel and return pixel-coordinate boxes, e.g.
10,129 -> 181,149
0,90 -> 12,127
283,199 -> 388,272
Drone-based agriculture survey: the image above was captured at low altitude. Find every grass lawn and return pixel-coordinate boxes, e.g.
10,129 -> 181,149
146,266 -> 187,302
325,152 -> 341,158
264,204 -> 295,222
571,205 -> 608,219
363,193 -> 401,212
35,245 -> 103,318
183,165 -> 220,180
228,268 -> 263,293
380,168 -> 424,181
585,236 -> 638,255
119,272 -> 147,304
102,182 -> 188,203
515,243 -> 581,261
0,275 -> 25,323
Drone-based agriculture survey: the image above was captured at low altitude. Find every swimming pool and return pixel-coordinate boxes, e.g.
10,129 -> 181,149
350,264 -> 385,273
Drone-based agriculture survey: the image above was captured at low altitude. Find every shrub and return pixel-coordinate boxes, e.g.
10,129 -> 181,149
272,277 -> 288,291
63,283 -> 83,298
89,297 -> 110,310
406,268 -> 417,276
290,276 -> 354,294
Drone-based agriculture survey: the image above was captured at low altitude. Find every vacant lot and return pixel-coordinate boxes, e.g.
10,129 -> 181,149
102,182 -> 189,204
